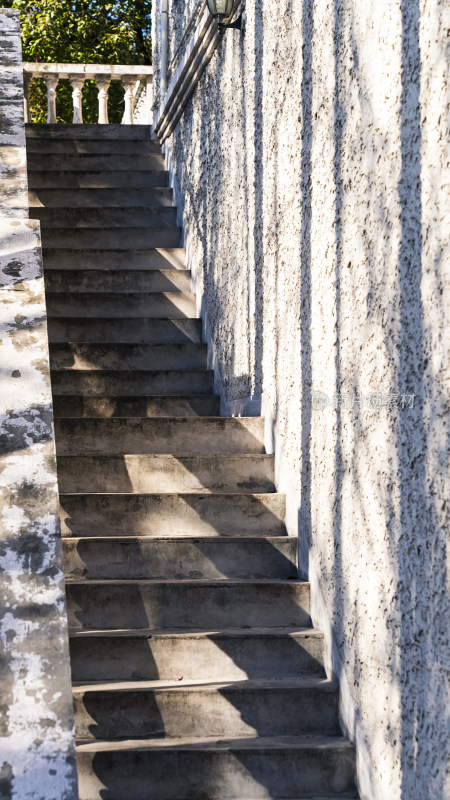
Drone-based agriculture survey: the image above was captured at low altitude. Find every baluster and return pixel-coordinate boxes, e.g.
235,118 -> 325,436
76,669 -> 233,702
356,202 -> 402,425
97,78 -> 110,124
45,76 -> 58,124
122,79 -> 134,125
23,73 -> 32,123
71,78 -> 84,123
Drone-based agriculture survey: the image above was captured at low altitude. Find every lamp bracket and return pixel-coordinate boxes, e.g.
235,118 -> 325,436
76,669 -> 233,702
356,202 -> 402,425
217,13 -> 242,32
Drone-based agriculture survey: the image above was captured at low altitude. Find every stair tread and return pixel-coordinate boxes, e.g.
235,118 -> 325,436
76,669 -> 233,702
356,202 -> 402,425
59,490 -> 283,498
29,169 -> 168,175
49,318 -> 199,323
50,339 -> 202,347
63,534 -> 295,542
54,394 -> 216,399
57,455 -> 272,463
41,227 -> 180,234
66,578 -> 308,585
69,626 -> 321,638
46,290 -> 192,294
76,733 -> 353,752
72,677 -> 336,692
57,452 -> 271,457
26,123 -> 153,138
44,269 -> 190,276
55,415 -> 258,421
51,368 -> 210,376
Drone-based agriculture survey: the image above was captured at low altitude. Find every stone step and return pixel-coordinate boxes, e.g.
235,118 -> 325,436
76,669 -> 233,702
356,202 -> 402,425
44,269 -> 191,294
47,318 -> 202,344
40,227 -> 182,249
69,627 -> 325,683
50,369 -> 214,397
54,417 -> 265,455
50,343 -> 207,371
26,123 -> 153,139
41,248 -> 186,270
75,734 -> 356,799
27,152 -> 166,171
31,207 -> 178,228
59,492 -> 286,538
46,292 -> 196,318
29,187 -> 173,208
66,579 -> 311,630
73,678 -> 339,741
52,395 -> 220,418
56,454 -> 276,493
26,138 -> 162,155
28,170 -> 169,189
63,535 -> 297,580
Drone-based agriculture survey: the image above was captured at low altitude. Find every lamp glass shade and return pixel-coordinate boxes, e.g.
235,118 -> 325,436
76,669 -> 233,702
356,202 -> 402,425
206,0 -> 234,18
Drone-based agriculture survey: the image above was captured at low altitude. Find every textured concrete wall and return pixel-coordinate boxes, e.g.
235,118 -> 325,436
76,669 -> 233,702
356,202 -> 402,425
0,10 -> 78,799
0,11 -> 29,217
153,1 -> 450,798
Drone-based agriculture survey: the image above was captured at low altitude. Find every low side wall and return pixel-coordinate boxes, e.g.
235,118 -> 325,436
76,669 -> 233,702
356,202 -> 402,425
152,1 -> 450,798
0,10 -> 28,217
0,10 -> 78,799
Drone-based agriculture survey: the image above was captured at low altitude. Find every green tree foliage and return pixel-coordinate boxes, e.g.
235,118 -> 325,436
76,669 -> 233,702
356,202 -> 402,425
3,0 -> 152,123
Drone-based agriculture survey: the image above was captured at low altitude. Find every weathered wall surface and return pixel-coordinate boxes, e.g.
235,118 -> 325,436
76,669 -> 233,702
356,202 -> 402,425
0,11 -> 29,217
153,1 -> 450,798
0,10 -> 78,799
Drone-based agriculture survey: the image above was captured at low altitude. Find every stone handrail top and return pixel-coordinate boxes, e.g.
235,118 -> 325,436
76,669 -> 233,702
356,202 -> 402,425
23,63 -> 153,80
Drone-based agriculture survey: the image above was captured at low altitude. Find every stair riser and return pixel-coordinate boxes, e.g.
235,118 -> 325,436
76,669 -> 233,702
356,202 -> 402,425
29,171 -> 169,189
31,208 -> 177,228
59,493 -> 286,537
51,370 -> 214,397
76,746 -> 356,799
26,140 -> 162,155
50,344 -> 207,372
54,417 -> 264,456
69,632 -> 325,682
53,396 -> 220,418
48,318 -> 201,345
74,686 -> 339,740
63,537 -> 297,580
28,154 -> 165,171
40,228 -> 181,249
46,294 -> 195,318
45,270 -> 191,293
29,187 -> 173,208
66,583 -> 311,630
56,454 -> 275,493
42,248 -> 185,270
48,318 -> 201,344
26,124 -> 152,139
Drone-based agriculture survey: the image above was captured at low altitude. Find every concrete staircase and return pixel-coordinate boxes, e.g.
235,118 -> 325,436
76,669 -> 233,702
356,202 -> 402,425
26,123 -> 358,800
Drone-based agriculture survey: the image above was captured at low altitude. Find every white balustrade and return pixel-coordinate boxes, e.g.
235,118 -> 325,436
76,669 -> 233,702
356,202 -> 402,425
22,63 -> 153,125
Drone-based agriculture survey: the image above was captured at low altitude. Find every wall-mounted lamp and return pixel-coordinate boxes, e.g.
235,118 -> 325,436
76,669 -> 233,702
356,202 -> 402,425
206,0 -> 242,31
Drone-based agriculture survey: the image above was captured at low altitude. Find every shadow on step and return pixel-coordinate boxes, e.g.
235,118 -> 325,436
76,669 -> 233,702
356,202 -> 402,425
64,420 -> 354,797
